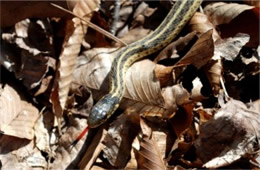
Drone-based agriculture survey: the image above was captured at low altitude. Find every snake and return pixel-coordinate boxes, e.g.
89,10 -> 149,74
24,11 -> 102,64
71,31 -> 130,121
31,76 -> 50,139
88,0 -> 203,128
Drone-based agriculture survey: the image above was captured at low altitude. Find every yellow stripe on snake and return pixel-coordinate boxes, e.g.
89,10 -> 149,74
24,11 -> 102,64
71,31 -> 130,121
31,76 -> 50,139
88,0 -> 203,128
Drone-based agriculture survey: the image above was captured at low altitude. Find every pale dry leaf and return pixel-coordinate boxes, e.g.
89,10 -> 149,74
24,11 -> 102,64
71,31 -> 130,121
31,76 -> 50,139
0,139 -> 35,169
72,48 -> 117,91
190,77 -> 206,101
249,99 -> 260,113
0,136 -> 45,169
152,131 -> 167,158
51,0 -> 100,118
134,119 -> 166,170
214,33 -> 250,61
189,12 -> 220,42
102,109 -> 140,168
204,2 -> 254,25
196,98 -> 260,168
124,59 -> 164,107
34,114 -> 50,152
162,84 -> 190,119
118,28 -> 150,45
26,150 -> 47,168
71,0 -> 100,18
0,84 -> 39,140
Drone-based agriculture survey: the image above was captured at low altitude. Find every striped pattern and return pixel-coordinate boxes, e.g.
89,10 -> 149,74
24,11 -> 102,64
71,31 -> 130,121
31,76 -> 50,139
88,0 -> 203,128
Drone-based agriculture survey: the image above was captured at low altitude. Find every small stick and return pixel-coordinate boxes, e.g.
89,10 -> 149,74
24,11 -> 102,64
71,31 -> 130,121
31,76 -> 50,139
220,76 -> 229,98
110,0 -> 121,35
50,3 -> 127,46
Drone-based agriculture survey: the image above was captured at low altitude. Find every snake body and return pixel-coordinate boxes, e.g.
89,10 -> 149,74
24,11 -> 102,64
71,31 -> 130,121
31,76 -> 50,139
88,0 -> 203,128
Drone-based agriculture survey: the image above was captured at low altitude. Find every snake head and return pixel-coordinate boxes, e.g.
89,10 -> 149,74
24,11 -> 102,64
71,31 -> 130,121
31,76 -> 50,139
88,94 -> 120,128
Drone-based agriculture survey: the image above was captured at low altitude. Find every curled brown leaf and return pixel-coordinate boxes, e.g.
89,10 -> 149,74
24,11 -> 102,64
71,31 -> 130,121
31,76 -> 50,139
204,2 -> 259,47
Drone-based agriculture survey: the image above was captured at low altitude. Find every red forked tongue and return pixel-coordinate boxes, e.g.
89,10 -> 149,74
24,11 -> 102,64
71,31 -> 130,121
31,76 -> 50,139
70,126 -> 90,147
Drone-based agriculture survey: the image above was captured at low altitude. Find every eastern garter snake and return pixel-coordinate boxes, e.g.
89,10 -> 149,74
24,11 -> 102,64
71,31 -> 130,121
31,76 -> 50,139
88,0 -> 203,128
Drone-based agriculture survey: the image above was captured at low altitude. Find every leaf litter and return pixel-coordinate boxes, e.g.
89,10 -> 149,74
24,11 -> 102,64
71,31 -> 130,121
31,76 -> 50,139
0,0 -> 259,169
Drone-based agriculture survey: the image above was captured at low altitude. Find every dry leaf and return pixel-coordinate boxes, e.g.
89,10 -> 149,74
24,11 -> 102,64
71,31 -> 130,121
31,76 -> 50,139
203,59 -> 222,96
189,12 -> 220,42
1,19 -> 55,92
196,98 -> 260,168
169,103 -> 194,137
174,29 -> 214,69
204,2 -> 254,25
195,107 -> 214,125
214,33 -> 250,61
102,109 -> 140,168
115,1 -> 164,46
204,2 -> 259,47
50,20 -> 87,118
118,28 -> 150,46
154,32 -> 197,63
72,48 -> 117,91
0,139 -> 35,169
205,33 -> 250,96
134,119 -> 166,170
34,113 -> 51,153
0,84 -> 39,140
50,0 -> 100,119
162,85 -> 191,119
0,131 -> 46,168
190,77 -> 206,101
167,127 -> 197,167
70,0 -> 100,18
124,60 -> 164,107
